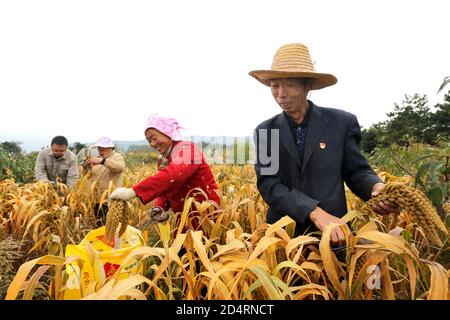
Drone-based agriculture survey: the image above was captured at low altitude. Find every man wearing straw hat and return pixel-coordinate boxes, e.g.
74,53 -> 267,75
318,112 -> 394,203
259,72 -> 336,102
250,43 -> 399,246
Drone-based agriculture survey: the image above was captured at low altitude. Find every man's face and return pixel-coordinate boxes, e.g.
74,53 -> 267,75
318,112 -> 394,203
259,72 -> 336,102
270,78 -> 310,114
51,144 -> 67,158
145,128 -> 172,154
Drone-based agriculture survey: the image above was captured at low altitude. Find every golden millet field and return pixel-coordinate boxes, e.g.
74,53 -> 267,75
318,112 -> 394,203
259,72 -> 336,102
0,163 -> 448,300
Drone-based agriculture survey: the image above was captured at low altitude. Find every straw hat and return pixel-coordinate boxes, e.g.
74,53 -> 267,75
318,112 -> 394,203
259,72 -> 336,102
249,43 -> 337,90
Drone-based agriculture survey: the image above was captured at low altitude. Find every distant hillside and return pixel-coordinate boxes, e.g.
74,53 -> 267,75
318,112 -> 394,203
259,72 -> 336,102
4,136 -> 254,153
95,136 -> 254,152
5,138 -> 51,153
80,136 -> 256,165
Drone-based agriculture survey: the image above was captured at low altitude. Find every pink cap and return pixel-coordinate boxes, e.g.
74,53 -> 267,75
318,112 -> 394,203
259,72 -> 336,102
144,114 -> 183,141
93,137 -> 115,148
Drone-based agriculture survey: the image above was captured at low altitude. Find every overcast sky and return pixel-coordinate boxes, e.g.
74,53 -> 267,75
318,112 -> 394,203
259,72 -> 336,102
1,0 -> 449,150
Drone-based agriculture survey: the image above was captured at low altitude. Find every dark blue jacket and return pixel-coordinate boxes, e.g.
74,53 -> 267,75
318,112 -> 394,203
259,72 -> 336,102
254,101 -> 381,235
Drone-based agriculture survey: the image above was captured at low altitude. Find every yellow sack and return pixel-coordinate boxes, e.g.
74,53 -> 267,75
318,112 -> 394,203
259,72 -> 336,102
63,225 -> 145,300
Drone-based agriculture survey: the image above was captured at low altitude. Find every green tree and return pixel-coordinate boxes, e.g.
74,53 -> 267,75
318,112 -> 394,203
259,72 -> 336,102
427,92 -> 450,144
72,141 -> 86,154
360,123 -> 389,153
71,142 -> 86,154
0,141 -> 22,155
0,146 -> 36,184
361,91 -> 450,152
384,94 -> 432,146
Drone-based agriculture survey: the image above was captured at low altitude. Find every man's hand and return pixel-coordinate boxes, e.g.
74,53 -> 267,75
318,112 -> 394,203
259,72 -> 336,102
109,187 -> 137,201
371,182 -> 400,215
309,207 -> 351,247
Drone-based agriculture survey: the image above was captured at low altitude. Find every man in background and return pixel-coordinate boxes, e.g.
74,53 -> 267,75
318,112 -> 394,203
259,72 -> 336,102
35,135 -> 79,187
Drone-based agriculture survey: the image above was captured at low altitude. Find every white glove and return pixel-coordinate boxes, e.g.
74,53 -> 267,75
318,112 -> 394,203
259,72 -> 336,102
109,187 -> 137,201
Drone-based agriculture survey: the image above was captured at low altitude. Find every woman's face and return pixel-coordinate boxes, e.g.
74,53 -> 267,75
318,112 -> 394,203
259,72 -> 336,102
98,147 -> 113,157
145,128 -> 172,154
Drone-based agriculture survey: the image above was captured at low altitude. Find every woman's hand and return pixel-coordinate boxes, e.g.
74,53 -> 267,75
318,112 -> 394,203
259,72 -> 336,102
84,157 -> 104,166
109,187 -> 137,201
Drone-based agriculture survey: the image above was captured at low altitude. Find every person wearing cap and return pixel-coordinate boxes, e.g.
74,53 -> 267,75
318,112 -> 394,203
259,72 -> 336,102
83,137 -> 126,224
109,114 -> 220,231
250,43 -> 399,247
35,135 -> 79,187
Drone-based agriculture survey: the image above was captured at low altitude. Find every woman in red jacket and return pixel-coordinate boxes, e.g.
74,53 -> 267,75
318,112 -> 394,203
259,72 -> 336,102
109,114 -> 220,231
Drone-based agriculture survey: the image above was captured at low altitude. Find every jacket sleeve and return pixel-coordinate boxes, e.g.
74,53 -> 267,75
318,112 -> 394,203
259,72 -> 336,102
254,127 -> 319,226
66,153 -> 79,188
132,144 -> 201,205
34,150 -> 50,183
342,114 -> 382,201
104,154 -> 126,173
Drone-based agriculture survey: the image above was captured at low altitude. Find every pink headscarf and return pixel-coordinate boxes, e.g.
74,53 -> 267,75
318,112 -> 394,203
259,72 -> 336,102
144,114 -> 183,141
